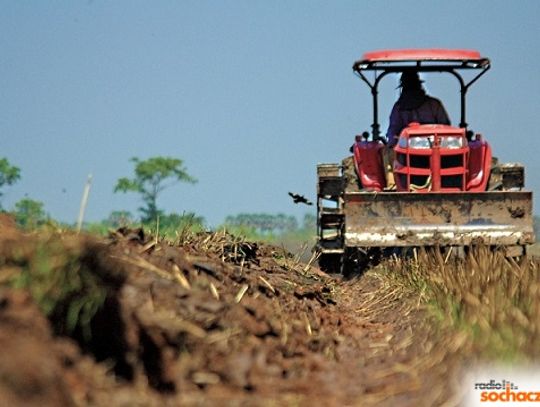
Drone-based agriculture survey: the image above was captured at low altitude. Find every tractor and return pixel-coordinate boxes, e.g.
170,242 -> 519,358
317,49 -> 534,273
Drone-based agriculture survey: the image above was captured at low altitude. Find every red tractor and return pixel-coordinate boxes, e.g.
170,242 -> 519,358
317,49 -> 534,273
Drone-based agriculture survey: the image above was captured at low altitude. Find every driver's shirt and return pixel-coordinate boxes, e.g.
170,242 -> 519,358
386,95 -> 450,147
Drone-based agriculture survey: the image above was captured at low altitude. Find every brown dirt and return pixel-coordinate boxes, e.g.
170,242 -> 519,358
0,221 -> 457,406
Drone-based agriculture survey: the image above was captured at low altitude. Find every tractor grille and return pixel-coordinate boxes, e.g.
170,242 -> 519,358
394,132 -> 469,192
411,175 -> 430,187
410,155 -> 430,169
441,175 -> 463,189
441,154 -> 463,168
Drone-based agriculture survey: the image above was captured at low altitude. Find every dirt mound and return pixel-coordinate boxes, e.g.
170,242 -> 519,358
0,213 -> 20,239
0,289 -> 75,406
0,227 -> 446,406
0,212 -> 16,228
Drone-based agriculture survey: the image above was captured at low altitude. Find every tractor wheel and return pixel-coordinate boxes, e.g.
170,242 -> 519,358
342,249 -> 360,277
318,253 -> 342,275
342,248 -> 385,278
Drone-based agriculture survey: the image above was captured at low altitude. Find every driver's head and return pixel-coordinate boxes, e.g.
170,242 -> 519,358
400,71 -> 423,90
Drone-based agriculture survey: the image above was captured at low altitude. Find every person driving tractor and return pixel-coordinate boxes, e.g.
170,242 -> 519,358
386,71 -> 450,147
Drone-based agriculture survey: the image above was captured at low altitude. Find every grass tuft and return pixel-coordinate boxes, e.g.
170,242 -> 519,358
383,247 -> 540,362
1,233 -> 121,341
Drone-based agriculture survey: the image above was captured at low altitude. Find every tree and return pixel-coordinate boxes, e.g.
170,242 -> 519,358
302,213 -> 316,232
106,210 -> 134,228
0,158 -> 21,209
224,213 -> 298,235
114,157 -> 196,223
160,212 -> 205,233
13,198 -> 47,229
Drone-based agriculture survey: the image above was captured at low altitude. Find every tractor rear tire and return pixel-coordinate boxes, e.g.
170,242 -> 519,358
318,253 -> 342,275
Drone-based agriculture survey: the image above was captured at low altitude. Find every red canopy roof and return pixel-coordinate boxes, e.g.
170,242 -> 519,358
361,49 -> 483,62
353,49 -> 490,72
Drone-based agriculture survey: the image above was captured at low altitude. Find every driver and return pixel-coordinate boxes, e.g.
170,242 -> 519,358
386,71 -> 450,147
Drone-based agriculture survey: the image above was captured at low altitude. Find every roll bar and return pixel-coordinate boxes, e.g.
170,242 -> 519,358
352,51 -> 490,139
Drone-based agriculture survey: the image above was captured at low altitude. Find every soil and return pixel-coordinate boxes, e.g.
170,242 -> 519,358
0,219 -> 457,406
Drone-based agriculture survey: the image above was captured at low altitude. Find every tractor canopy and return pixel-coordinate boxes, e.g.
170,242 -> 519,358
353,49 -> 490,137
354,49 -> 489,69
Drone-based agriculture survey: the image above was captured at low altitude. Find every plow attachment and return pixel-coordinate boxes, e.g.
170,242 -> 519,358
343,191 -> 534,248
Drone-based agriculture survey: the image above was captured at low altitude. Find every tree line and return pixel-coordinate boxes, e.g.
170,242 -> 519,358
0,157 -> 49,229
0,156 -> 198,231
0,156 -> 316,240
224,213 -> 315,236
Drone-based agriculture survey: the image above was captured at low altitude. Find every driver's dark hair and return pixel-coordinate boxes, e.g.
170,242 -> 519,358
400,71 -> 423,90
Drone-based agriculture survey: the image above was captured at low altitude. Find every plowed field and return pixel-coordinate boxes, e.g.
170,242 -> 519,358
0,216 -> 534,406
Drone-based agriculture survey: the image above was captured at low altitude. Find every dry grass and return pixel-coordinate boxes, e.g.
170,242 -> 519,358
177,228 -> 259,264
353,247 -> 540,405
384,247 -> 540,362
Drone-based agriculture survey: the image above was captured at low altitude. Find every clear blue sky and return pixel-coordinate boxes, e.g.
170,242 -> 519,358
1,1 -> 539,227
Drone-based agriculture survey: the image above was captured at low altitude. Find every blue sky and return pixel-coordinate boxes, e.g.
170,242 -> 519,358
1,1 -> 539,227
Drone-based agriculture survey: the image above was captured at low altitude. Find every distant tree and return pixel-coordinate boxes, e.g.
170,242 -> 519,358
106,210 -> 134,228
274,213 -> 298,233
160,212 -> 205,231
0,158 -> 21,210
13,198 -> 47,229
302,213 -> 316,232
114,157 -> 196,223
534,216 -> 540,239
224,213 -> 298,235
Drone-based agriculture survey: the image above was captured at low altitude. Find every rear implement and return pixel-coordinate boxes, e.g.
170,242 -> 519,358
317,164 -> 534,272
